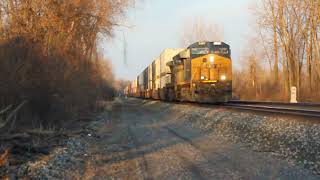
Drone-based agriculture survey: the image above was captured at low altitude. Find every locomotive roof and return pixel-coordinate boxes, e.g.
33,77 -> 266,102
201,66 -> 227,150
187,41 -> 230,49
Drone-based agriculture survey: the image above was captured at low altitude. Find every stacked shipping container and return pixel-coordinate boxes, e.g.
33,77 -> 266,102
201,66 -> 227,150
128,48 -> 184,99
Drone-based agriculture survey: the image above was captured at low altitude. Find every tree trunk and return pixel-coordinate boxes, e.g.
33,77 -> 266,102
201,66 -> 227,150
270,0 -> 279,84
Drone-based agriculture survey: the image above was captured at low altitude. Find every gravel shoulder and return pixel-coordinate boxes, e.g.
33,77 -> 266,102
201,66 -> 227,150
13,98 -> 320,179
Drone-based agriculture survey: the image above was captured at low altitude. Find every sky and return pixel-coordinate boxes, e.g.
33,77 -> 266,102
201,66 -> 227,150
102,0 -> 255,80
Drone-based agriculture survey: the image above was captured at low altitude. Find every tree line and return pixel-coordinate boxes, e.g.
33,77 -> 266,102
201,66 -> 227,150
234,0 -> 319,102
0,0 -> 133,130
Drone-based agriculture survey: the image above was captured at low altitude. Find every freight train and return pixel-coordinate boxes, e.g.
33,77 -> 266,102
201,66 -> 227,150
124,41 -> 232,103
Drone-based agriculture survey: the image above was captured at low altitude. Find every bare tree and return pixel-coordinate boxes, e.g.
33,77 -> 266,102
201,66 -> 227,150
240,0 -> 320,102
180,17 -> 224,46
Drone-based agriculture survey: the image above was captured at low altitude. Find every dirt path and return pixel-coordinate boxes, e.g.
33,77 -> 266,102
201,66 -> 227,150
19,98 -> 319,179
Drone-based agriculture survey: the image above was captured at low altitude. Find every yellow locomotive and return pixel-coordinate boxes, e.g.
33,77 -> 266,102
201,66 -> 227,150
169,41 -> 232,102
125,41 -> 232,103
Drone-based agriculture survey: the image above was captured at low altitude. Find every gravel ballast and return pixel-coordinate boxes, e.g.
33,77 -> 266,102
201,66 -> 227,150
167,103 -> 320,175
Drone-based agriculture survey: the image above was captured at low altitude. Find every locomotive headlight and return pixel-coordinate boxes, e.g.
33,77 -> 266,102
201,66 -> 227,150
209,56 -> 215,63
221,75 -> 226,81
201,76 -> 205,80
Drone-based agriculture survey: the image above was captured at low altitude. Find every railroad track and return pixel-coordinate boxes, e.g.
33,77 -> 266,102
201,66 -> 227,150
130,98 -> 320,118
223,100 -> 320,118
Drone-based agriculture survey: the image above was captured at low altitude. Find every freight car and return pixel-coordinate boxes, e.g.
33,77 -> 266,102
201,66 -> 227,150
125,41 -> 232,103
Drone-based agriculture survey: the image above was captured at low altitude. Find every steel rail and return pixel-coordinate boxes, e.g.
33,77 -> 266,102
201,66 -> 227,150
228,100 -> 320,107
223,103 -> 320,118
128,97 -> 320,118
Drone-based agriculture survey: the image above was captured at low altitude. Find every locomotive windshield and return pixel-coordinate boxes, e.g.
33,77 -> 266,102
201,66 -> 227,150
211,42 -> 231,58
191,48 -> 210,55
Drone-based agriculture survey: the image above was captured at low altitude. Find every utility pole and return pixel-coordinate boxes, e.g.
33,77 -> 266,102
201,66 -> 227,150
123,32 -> 128,66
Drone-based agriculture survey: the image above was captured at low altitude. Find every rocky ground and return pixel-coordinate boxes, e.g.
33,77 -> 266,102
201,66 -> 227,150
177,104 -> 320,174
1,98 -> 320,179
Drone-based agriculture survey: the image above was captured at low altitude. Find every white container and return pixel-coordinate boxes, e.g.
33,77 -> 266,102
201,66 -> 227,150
148,64 -> 153,90
131,79 -> 137,95
160,49 -> 184,88
154,58 -> 161,90
138,72 -> 144,91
